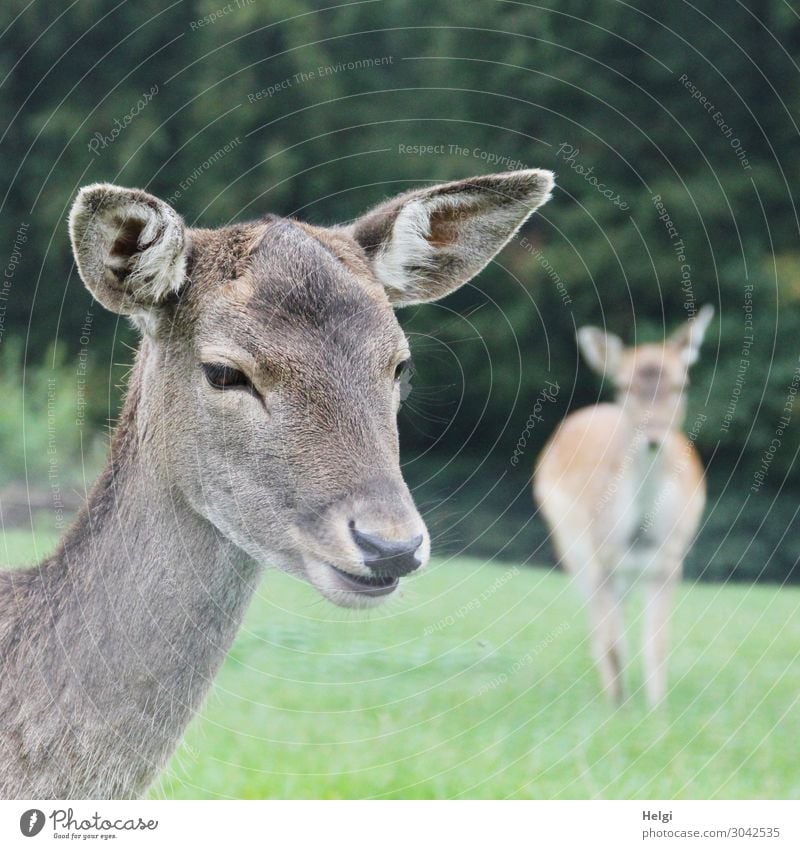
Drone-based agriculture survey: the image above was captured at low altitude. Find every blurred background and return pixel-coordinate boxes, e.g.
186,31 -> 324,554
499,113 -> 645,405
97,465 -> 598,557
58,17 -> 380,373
1,0 -> 798,588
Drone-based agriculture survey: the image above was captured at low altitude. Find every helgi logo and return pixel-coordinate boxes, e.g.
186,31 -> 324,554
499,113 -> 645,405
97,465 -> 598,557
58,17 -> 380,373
20,809 -> 45,837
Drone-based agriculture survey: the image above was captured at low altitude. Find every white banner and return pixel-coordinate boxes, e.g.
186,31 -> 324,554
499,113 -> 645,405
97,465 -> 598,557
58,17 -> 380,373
0,800 -> 797,848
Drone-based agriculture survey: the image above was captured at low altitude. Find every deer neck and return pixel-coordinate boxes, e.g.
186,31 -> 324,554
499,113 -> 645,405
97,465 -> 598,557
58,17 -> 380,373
1,344 -> 260,799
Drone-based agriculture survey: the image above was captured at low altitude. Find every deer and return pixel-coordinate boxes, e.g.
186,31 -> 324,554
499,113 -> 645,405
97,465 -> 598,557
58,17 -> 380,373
0,169 -> 554,799
533,306 -> 714,707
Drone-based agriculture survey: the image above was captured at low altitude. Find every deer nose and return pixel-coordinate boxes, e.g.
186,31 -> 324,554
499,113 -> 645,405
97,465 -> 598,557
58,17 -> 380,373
349,524 -> 424,578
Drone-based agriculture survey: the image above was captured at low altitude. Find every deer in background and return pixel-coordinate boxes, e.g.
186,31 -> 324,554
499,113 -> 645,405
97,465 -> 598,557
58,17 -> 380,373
0,169 -> 554,798
534,306 -> 714,706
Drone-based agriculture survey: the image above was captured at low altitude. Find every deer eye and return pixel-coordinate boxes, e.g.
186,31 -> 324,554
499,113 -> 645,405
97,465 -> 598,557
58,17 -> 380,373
394,357 -> 414,382
202,362 -> 253,391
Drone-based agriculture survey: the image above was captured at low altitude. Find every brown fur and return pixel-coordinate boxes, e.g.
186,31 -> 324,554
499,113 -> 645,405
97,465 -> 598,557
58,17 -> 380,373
534,307 -> 713,706
1,170 -> 553,798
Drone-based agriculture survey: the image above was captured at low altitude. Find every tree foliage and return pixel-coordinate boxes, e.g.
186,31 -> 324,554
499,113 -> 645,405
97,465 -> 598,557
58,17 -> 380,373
1,0 -> 798,580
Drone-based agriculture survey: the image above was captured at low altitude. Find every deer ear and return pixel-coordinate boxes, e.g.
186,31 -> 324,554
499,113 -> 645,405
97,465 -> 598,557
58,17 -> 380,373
669,304 -> 714,366
69,183 -> 186,316
348,169 -> 554,305
577,326 -> 624,377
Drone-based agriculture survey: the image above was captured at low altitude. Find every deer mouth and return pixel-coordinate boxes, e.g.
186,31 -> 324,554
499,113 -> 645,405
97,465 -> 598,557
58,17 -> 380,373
326,564 -> 399,597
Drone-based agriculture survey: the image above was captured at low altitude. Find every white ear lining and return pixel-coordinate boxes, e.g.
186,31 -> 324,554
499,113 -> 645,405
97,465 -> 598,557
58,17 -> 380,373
677,305 -> 714,365
353,169 -> 555,305
577,327 -> 622,376
114,201 -> 185,303
372,191 -> 493,294
372,199 -> 435,293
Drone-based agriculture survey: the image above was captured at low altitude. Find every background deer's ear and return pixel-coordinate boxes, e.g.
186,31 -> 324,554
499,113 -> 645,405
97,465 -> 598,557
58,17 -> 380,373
348,169 -> 554,306
668,304 -> 715,366
69,183 -> 186,317
577,326 -> 624,377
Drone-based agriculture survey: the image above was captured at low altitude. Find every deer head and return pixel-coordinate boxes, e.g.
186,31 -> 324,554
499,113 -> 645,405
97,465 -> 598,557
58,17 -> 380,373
69,170 -> 554,607
576,305 -> 714,442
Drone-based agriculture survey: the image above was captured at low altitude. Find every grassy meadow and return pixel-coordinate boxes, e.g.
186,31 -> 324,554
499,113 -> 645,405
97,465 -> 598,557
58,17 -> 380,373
2,528 -> 799,799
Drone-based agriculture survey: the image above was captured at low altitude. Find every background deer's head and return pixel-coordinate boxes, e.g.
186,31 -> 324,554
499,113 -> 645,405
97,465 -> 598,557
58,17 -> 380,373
577,305 -> 714,442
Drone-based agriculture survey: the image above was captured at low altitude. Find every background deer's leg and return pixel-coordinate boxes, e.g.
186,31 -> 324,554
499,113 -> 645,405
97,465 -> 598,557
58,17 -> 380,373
587,570 -> 627,705
642,572 -> 678,707
548,515 -> 628,704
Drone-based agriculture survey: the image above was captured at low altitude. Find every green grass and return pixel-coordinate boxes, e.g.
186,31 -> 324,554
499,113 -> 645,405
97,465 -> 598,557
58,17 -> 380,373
3,528 -> 799,799
0,342 -> 108,488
